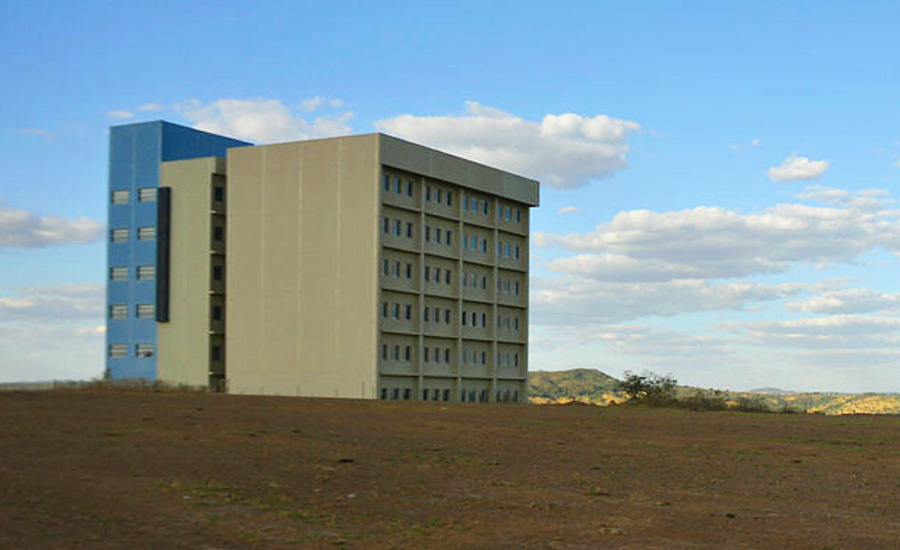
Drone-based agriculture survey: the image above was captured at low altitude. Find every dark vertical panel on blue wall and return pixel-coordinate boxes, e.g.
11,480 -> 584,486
156,187 -> 171,322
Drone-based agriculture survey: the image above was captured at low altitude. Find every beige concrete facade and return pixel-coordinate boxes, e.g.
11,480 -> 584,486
152,133 -> 537,401
157,156 -> 227,388
223,133 -> 538,402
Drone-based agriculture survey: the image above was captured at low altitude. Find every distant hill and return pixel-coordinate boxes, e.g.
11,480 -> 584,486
528,369 -> 900,415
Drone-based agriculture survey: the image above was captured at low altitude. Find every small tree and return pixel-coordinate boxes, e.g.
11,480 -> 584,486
619,371 -> 677,405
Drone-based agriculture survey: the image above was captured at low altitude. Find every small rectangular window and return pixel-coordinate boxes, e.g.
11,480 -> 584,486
406,263 -> 412,278
406,222 -> 413,238
136,343 -> 155,358
137,265 -> 155,280
447,191 -> 452,207
382,302 -> 388,318
394,220 -> 402,236
424,266 -> 431,281
382,259 -> 389,276
111,228 -> 129,243
463,195 -> 470,210
435,189 -> 442,203
213,265 -> 224,281
444,309 -> 450,324
211,345 -> 223,362
425,226 -> 431,242
425,186 -> 432,201
424,347 -> 430,362
138,226 -> 156,242
446,230 -> 452,246
393,345 -> 400,360
109,344 -> 128,358
433,389 -> 440,401
405,304 -> 412,320
445,348 -> 450,363
515,245 -> 520,259
211,305 -> 222,321
109,305 -> 127,319
445,270 -> 451,285
214,186 -> 225,202
443,389 -> 450,402
393,303 -> 400,318
406,181 -> 413,197
382,344 -> 388,360
137,304 -> 155,319
382,217 -> 390,233
483,201 -> 489,215
435,228 -> 442,243
403,388 -> 411,400
383,173 -> 390,191
482,312 -> 487,327
394,176 -> 401,194
405,346 -> 412,361
110,267 -> 128,281
392,387 -> 400,400
112,190 -> 130,205
516,209 -> 521,222
213,226 -> 224,242
138,188 -> 157,202
423,389 -> 429,401
424,307 -> 430,322
435,267 -> 441,282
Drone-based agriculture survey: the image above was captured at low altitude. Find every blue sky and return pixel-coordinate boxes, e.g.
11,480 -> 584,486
2,1 -> 900,391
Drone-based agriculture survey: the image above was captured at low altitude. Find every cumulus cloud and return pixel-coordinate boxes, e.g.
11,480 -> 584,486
0,199 -> 105,248
785,288 -> 900,314
531,276 -> 807,325
557,206 -> 579,215
176,98 -> 354,143
534,187 -> 900,282
726,315 -> 900,350
107,110 -> 134,120
766,154 -> 830,182
375,102 -> 640,189
0,284 -> 104,322
137,103 -> 164,112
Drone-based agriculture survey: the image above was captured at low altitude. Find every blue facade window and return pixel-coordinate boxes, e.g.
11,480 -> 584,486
106,121 -> 251,381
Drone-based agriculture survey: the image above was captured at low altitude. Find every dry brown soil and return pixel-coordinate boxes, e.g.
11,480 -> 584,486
1,390 -> 899,549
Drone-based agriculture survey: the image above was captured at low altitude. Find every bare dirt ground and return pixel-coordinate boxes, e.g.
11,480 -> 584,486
1,390 -> 899,550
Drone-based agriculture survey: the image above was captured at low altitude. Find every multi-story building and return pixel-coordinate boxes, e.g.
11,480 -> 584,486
106,121 -> 539,402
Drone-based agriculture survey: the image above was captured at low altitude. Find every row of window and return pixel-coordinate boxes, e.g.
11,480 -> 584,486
110,264 -> 224,282
425,185 -> 453,206
424,225 -> 453,246
462,310 -> 488,328
498,205 -> 522,223
109,343 -> 155,358
382,217 -> 414,238
424,265 -> 453,285
497,276 -> 522,296
383,174 -> 414,197
497,241 -> 521,260
111,188 -> 157,205
382,262 -> 520,295
382,301 -> 413,321
110,265 -> 155,281
497,314 -> 521,332
111,227 -> 156,243
379,345 -> 519,368
110,304 -> 155,319
378,387 -> 520,403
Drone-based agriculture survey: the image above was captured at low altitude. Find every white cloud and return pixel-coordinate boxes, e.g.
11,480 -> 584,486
751,137 -> 761,147
726,315 -> 900,350
0,199 -> 105,248
766,154 -> 830,182
728,137 -> 761,151
531,276 -> 807,325
107,110 -> 134,119
556,206 -> 579,215
785,288 -> 900,314
176,98 -> 354,143
18,128 -> 55,141
375,101 -> 640,189
137,103 -> 164,112
0,284 -> 103,322
299,97 -> 324,111
534,187 -> 900,282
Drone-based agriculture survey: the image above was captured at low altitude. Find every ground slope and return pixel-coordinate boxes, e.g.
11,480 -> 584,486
2,390 -> 900,549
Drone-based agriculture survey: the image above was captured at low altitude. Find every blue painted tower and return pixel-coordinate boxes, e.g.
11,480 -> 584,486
106,121 -> 251,380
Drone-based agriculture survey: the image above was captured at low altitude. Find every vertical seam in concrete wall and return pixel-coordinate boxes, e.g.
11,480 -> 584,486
335,141 -> 343,398
296,147 -> 303,397
259,149 -> 267,394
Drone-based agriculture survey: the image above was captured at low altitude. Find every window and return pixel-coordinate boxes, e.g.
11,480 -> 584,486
383,174 -> 390,191
464,195 -> 470,210
406,181 -> 413,197
382,302 -> 388,318
446,230 -> 452,246
434,267 -> 441,282
109,344 -> 128,358
482,276 -> 487,290
406,263 -> 412,278
403,388 -> 411,400
471,198 -> 478,212
433,389 -> 440,401
139,226 -> 156,242
112,190 -> 129,205
425,186 -> 432,201
482,201 -> 489,215
481,238 -> 487,254
405,346 -> 412,361
136,343 -> 155,358
435,228 -> 442,243
137,304 -> 155,319
138,188 -> 157,202
392,303 -> 400,318
110,267 -> 128,281
481,351 -> 487,364
516,209 -> 521,222
213,265 -> 223,281
392,387 -> 400,400
515,281 -> 520,295
443,389 -> 450,402
393,345 -> 400,360
445,270 -> 451,285
137,265 -> 155,280
382,259 -> 389,276
394,220 -> 402,236
211,305 -> 222,321
515,245 -> 520,259
424,266 -> 431,281
481,312 -> 487,327
111,228 -> 129,243
214,186 -> 225,202
461,390 -> 466,402
444,309 -> 450,324
405,305 -> 412,320
394,261 -> 401,277
406,222 -> 413,238
213,226 -> 224,242
394,176 -> 401,194
444,348 -> 450,363
211,345 -> 223,362
434,349 -> 441,363
447,191 -> 452,206
424,347 -> 430,362
382,344 -> 388,360
435,189 -> 442,203
382,217 -> 390,233
423,389 -> 429,401
425,226 -> 431,242
109,305 -> 127,319
424,307 -> 430,322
